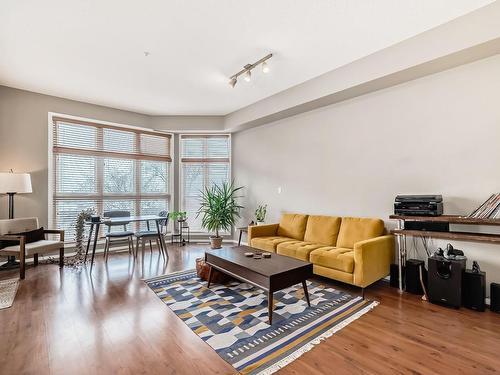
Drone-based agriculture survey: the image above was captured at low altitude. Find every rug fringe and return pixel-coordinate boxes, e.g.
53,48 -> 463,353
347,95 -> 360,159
0,278 -> 20,310
255,301 -> 379,375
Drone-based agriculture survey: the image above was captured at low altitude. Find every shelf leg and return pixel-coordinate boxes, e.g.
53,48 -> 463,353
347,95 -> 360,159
397,219 -> 405,292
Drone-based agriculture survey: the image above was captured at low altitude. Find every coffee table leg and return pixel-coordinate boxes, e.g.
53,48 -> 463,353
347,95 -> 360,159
268,292 -> 273,325
302,280 -> 311,307
207,266 -> 213,288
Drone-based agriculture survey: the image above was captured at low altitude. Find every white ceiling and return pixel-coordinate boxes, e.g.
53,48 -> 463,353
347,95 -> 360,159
0,0 -> 493,115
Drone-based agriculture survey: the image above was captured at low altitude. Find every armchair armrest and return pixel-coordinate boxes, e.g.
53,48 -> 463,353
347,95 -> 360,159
247,224 -> 279,244
0,234 -> 24,242
0,234 -> 26,258
43,229 -> 65,241
353,235 -> 395,288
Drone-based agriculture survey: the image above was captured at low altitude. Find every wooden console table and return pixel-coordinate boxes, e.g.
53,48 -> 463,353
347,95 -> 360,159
389,215 -> 500,291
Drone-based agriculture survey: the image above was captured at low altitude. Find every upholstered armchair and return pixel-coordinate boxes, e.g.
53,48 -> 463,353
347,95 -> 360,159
0,217 -> 65,279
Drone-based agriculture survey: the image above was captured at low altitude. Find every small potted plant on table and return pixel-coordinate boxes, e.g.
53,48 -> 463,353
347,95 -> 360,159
197,181 -> 244,249
170,211 -> 187,223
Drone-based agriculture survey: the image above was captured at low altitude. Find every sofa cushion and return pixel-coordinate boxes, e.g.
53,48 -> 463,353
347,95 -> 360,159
16,227 -> 45,243
336,217 -> 385,249
304,215 -> 341,246
277,214 -> 309,240
276,241 -> 325,261
250,236 -> 295,252
0,217 -> 39,235
0,240 -> 63,256
310,247 -> 355,273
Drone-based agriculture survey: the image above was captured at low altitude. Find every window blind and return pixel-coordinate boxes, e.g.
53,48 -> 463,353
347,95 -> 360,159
180,134 -> 230,232
52,117 -> 171,240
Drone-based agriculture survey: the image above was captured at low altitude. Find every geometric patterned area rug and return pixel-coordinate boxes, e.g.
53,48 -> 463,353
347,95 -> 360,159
0,278 -> 19,310
145,270 -> 378,375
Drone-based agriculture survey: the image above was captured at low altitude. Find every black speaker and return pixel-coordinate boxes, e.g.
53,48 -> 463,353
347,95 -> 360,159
390,263 -> 404,288
491,283 -> 500,313
427,255 -> 466,308
404,221 -> 449,232
405,259 -> 426,295
462,270 -> 485,311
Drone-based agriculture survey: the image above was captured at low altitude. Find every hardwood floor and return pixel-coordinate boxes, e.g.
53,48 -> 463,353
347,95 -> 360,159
1,244 -> 499,375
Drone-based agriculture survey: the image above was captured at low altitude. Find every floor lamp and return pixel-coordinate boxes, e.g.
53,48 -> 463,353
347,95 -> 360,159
0,171 -> 32,269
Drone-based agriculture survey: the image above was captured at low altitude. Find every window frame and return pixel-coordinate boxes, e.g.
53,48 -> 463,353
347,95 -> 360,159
179,133 -> 232,234
48,113 -> 174,241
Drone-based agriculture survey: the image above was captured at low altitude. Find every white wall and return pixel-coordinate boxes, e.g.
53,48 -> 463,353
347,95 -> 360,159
232,53 -> 500,290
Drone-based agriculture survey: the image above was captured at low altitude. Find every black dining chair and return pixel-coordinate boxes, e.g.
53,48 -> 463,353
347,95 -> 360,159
134,210 -> 169,259
103,210 -> 135,261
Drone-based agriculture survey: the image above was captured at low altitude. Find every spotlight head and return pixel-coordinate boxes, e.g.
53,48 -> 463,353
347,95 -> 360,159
229,77 -> 237,88
262,61 -> 270,73
244,70 -> 251,82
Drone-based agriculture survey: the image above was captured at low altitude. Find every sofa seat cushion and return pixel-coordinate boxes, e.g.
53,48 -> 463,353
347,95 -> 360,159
304,215 -> 341,246
336,217 -> 385,249
0,240 -> 63,256
250,236 -> 295,252
277,214 -> 309,240
276,241 -> 325,261
310,247 -> 355,273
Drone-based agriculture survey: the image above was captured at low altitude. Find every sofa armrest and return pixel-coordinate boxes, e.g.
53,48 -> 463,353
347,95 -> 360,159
44,229 -> 65,241
247,224 -> 279,244
353,235 -> 395,288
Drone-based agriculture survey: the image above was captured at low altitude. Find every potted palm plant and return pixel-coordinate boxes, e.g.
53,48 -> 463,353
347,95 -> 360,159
197,181 -> 244,249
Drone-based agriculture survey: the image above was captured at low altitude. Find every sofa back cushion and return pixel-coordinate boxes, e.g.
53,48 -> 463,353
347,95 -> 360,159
277,213 -> 309,240
0,217 -> 39,235
304,215 -> 341,246
336,217 -> 385,248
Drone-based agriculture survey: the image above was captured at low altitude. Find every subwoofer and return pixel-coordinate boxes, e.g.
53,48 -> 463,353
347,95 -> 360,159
405,259 -> 426,295
462,270 -> 485,312
390,263 -> 404,288
427,255 -> 466,308
491,283 -> 500,313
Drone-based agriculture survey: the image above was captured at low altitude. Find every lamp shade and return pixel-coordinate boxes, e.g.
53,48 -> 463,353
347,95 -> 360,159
0,172 -> 32,194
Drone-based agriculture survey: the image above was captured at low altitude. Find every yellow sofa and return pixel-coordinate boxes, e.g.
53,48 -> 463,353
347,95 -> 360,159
247,213 -> 394,288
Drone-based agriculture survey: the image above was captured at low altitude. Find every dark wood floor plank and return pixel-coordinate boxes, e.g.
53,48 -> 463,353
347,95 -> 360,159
1,244 -> 499,375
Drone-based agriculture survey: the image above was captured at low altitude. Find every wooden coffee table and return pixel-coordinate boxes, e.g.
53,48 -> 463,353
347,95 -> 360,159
205,245 -> 313,324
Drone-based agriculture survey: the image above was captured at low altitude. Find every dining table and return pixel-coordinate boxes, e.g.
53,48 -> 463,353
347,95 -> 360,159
84,215 -> 168,271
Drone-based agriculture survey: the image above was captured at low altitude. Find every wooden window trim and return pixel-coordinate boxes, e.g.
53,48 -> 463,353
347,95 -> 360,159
54,146 -> 172,162
52,117 -> 171,138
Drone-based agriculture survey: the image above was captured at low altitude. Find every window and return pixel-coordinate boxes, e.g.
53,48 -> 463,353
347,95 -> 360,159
51,117 -> 171,239
180,134 -> 231,232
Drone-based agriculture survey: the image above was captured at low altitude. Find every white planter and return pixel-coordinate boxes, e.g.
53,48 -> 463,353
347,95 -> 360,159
256,221 -> 265,226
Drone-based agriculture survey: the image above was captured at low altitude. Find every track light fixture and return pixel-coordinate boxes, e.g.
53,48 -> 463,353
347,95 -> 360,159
262,60 -> 269,73
244,68 -> 252,82
228,53 -> 272,88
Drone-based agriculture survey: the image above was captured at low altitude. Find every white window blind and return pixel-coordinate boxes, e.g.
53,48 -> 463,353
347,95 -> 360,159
51,117 -> 171,239
180,134 -> 231,232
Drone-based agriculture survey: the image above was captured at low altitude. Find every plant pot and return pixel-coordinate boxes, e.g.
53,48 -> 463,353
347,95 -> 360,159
195,257 -> 233,283
210,236 -> 223,249
256,221 -> 264,226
